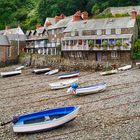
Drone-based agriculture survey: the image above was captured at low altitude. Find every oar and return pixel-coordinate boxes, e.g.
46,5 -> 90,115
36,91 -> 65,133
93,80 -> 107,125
0,116 -> 19,126
1,120 -> 12,126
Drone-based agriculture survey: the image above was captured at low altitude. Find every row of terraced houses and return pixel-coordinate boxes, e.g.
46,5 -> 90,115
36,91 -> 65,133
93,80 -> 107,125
26,10 -> 138,63
0,9 -> 138,65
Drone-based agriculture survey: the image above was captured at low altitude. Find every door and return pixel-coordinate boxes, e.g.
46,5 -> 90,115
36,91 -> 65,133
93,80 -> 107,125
96,52 -> 102,61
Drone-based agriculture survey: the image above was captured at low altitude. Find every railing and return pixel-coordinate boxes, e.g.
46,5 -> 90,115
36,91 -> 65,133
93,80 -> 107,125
62,45 -> 131,51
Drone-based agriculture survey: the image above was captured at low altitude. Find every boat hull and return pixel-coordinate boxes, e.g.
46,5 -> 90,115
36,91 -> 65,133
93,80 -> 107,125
100,70 -> 118,76
75,83 -> 106,96
45,69 -> 59,75
49,78 -> 78,89
33,68 -> 50,74
0,70 -> 21,77
118,65 -> 132,71
58,72 -> 80,79
13,106 -> 80,133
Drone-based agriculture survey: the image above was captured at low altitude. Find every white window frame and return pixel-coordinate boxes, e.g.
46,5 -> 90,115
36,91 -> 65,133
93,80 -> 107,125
106,29 -> 111,35
111,51 -> 118,58
97,30 -> 101,35
7,47 -> 11,57
116,28 -> 121,34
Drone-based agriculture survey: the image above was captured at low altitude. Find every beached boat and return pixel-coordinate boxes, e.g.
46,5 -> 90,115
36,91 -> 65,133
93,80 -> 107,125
136,62 -> 140,68
15,66 -> 25,71
33,68 -> 50,74
100,69 -> 118,76
0,70 -> 21,77
118,65 -> 132,71
67,82 -> 106,96
58,72 -> 80,79
49,78 -> 78,89
12,106 -> 80,133
45,69 -> 59,75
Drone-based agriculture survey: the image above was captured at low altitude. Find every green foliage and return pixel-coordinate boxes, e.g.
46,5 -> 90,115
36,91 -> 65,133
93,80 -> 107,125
0,0 -> 140,31
88,40 -> 94,47
132,39 -> 140,59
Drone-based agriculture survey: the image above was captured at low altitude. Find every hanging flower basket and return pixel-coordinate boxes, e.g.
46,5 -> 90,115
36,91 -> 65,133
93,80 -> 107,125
116,40 -> 122,48
88,40 -> 94,48
102,40 -> 108,50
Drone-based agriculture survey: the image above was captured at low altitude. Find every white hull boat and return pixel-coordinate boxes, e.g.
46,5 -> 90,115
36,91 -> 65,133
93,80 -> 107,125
118,65 -> 132,71
0,70 -> 21,77
100,69 -> 118,76
12,106 -> 80,133
67,82 -> 106,96
136,62 -> 140,68
15,66 -> 25,71
58,72 -> 80,79
33,68 -> 50,74
45,69 -> 59,75
49,78 -> 78,89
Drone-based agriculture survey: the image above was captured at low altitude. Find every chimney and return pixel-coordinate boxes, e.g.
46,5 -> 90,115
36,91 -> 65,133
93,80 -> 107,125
55,14 -> 65,23
131,9 -> 137,19
5,26 -> 11,30
73,11 -> 81,21
45,21 -> 52,27
81,11 -> 88,20
35,24 -> 42,29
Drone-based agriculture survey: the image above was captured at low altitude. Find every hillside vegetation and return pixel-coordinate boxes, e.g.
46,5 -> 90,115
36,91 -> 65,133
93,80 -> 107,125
0,0 -> 140,31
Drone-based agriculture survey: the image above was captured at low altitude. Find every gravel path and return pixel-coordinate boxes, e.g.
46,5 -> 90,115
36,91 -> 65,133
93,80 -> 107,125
0,65 -> 140,140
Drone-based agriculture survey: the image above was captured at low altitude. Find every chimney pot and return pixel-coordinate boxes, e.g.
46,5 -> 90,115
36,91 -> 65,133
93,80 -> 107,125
73,11 -> 81,21
5,26 -> 11,30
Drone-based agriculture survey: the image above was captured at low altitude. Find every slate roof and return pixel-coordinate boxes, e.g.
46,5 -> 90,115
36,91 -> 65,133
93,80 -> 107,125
64,17 -> 136,32
0,35 -> 10,46
36,27 -> 46,34
44,17 -> 56,26
47,16 -> 72,30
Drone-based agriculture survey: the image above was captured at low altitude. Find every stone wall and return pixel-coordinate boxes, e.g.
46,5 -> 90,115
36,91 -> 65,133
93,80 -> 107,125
19,53 -> 134,71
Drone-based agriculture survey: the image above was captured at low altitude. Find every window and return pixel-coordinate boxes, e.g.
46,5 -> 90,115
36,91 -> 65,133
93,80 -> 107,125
116,29 -> 121,34
111,29 -> 115,34
52,30 -> 54,35
111,51 -> 118,58
7,47 -> 11,57
102,29 -> 106,35
97,30 -> 101,35
106,29 -> 111,35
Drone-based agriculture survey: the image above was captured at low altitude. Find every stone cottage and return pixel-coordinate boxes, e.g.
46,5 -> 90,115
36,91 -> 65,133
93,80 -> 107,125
61,10 -> 138,63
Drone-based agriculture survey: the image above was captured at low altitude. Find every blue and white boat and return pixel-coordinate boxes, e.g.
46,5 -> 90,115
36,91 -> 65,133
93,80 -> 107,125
12,106 -> 80,133
58,72 -> 80,79
67,82 -> 107,96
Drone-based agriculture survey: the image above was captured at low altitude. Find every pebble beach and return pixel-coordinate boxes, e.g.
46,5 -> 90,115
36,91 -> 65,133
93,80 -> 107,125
0,65 -> 140,140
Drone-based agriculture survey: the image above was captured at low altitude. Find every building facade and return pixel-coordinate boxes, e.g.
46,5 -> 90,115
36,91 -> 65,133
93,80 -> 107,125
61,10 -> 138,63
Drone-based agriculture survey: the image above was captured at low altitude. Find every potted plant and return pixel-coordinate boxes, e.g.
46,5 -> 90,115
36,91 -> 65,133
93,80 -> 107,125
123,43 -> 129,49
88,40 -> 94,47
116,39 -> 122,49
102,40 -> 108,50
96,44 -> 101,49
109,44 -> 114,49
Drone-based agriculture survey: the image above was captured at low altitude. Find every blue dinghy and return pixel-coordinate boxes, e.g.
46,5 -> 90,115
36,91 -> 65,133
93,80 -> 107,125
12,106 -> 80,133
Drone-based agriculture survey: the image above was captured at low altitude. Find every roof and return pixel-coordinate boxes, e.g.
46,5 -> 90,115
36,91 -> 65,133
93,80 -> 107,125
0,35 -> 10,46
7,34 -> 27,41
0,27 -> 25,35
36,27 -> 46,34
44,17 -> 56,26
47,16 -> 72,30
64,17 -> 136,32
63,34 -> 133,40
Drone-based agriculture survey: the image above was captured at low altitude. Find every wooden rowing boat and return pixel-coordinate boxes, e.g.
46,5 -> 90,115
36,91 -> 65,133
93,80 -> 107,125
67,82 -> 106,96
58,72 -> 80,79
49,78 -> 78,89
12,106 -> 80,133
0,70 -> 21,77
100,69 -> 118,76
15,66 -> 25,71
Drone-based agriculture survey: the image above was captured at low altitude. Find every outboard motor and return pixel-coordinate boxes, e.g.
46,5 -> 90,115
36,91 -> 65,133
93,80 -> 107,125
67,83 -> 78,94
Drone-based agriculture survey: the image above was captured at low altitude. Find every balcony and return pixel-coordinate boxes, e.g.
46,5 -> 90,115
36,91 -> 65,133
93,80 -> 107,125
62,44 -> 131,51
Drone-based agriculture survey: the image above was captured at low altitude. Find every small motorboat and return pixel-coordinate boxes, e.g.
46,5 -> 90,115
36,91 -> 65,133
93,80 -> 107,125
45,69 -> 59,75
136,62 -> 140,68
49,78 -> 78,89
100,69 -> 118,76
118,65 -> 132,71
12,106 -> 80,133
67,82 -> 106,96
15,66 -> 25,71
0,70 -> 22,77
58,72 -> 80,79
33,68 -> 50,74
